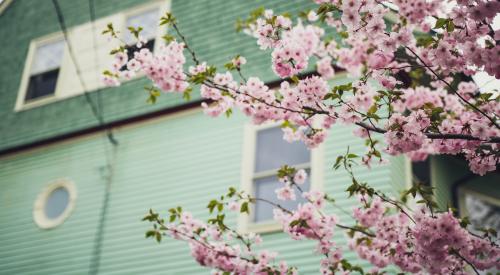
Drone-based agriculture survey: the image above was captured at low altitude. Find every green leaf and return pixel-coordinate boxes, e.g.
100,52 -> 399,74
227,187 -> 236,197
434,18 -> 448,29
207,199 -> 218,213
182,87 -> 192,101
240,202 -> 249,214
160,12 -> 176,26
162,34 -> 175,43
367,104 -> 378,115
224,62 -> 236,71
459,216 -> 470,228
417,36 -> 435,47
109,46 -> 125,55
277,165 -> 296,178
145,230 -> 156,238
347,153 -> 358,159
446,20 -> 455,32
333,156 -> 343,170
127,26 -> 143,39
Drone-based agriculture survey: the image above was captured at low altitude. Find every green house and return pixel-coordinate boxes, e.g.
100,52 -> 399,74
0,0 -> 498,274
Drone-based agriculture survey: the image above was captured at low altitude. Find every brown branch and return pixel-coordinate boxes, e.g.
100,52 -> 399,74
450,249 -> 480,275
171,22 -> 200,65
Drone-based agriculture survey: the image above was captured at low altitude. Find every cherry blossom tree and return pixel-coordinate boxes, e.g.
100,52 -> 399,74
103,0 -> 499,274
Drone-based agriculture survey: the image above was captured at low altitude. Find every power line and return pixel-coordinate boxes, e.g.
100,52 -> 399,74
51,0 -> 118,146
51,2 -> 119,274
86,1 -> 116,274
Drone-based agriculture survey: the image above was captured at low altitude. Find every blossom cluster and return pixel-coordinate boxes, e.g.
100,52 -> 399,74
349,196 -> 500,274
105,42 -> 189,93
272,170 -> 346,274
153,210 -> 296,275
104,0 -> 499,175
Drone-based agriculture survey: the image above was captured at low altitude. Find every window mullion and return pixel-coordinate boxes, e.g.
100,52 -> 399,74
252,162 -> 310,180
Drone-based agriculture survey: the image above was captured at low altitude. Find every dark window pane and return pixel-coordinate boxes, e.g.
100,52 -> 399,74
254,174 -> 310,223
255,127 -> 310,172
25,69 -> 59,101
121,39 -> 155,71
44,187 -> 70,219
412,159 -> 431,186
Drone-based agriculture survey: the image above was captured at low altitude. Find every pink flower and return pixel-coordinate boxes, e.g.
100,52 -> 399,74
293,169 -> 307,185
276,185 -> 296,201
367,51 -> 393,69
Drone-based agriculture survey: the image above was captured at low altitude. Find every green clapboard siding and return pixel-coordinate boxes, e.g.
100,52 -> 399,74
0,0 -> 316,151
0,108 -> 403,274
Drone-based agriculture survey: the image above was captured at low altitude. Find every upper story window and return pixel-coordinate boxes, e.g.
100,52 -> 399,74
25,39 -> 65,101
123,8 -> 159,63
15,1 -> 168,111
239,124 -> 323,233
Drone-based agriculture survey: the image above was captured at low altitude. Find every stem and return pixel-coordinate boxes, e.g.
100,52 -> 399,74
171,22 -> 200,65
450,249 -> 480,275
250,190 -> 376,238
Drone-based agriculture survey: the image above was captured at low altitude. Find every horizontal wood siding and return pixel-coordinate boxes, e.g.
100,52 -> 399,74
0,108 -> 402,274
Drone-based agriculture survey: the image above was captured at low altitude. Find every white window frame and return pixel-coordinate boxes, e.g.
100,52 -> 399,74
15,33 -> 66,111
33,179 -> 77,229
238,122 -> 324,234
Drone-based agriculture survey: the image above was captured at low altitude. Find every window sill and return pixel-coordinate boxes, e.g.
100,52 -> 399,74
243,220 -> 283,234
15,95 -> 60,112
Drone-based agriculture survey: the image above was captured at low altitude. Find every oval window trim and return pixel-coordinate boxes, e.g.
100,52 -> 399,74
33,179 -> 77,229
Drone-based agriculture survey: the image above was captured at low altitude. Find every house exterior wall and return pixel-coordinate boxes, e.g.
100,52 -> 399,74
0,0 -> 315,152
0,109 -> 403,274
0,0 -> 415,274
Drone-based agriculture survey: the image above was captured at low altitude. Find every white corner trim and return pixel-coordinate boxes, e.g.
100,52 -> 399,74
33,179 -> 77,229
237,122 -> 324,234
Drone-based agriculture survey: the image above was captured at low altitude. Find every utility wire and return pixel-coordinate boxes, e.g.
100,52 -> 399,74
51,0 -> 118,146
52,2 -> 118,274
86,1 -> 116,274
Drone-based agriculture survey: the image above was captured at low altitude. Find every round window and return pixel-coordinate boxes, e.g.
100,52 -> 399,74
33,179 -> 76,229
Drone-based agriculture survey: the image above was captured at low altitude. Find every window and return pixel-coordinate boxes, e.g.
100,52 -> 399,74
15,2 -> 168,111
459,189 -> 500,234
458,188 -> 499,275
123,8 -> 159,65
25,39 -> 64,101
45,187 -> 70,219
33,179 -> 77,229
253,127 -> 311,222
239,124 -> 323,233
